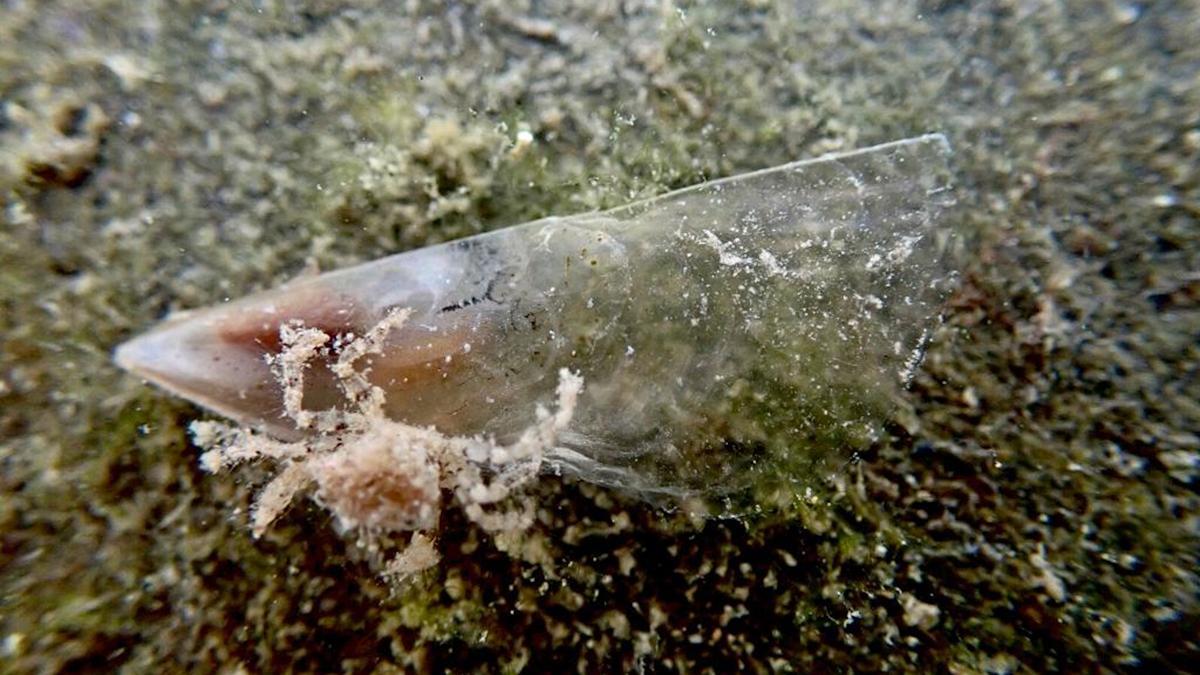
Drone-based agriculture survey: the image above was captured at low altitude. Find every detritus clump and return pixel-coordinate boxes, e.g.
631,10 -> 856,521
190,308 -> 583,580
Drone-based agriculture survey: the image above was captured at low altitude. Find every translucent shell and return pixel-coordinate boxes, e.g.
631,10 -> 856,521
116,134 -> 957,496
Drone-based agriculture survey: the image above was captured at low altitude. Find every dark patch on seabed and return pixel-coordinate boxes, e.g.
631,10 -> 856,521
1,0 -> 1197,672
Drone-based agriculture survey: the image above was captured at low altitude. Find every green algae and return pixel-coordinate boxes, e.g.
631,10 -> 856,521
2,0 -> 1199,672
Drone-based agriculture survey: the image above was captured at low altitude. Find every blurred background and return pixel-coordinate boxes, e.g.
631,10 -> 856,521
1,1 -> 1197,671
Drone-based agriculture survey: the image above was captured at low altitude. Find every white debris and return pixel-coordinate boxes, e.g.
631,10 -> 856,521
900,593 -> 941,629
192,310 -> 583,580
701,229 -> 750,267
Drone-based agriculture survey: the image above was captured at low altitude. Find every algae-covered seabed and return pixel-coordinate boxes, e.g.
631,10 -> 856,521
1,1 -> 1197,672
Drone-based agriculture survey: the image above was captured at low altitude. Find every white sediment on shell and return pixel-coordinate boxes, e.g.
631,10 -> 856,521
191,311 -> 584,576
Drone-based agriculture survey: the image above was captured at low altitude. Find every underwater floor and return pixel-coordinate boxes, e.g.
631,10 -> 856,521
1,1 -> 1197,672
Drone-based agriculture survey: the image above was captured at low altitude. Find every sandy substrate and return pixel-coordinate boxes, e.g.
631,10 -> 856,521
1,1 -> 1197,671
